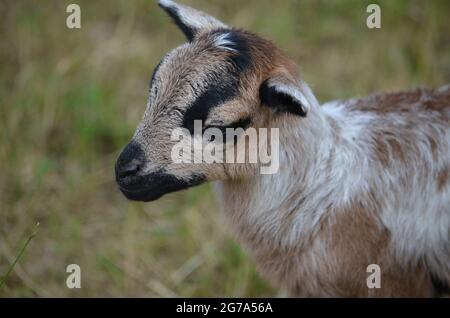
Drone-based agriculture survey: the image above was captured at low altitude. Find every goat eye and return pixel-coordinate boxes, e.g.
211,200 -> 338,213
202,117 -> 252,144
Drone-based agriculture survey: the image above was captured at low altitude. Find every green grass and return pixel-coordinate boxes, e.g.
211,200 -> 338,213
0,0 -> 449,297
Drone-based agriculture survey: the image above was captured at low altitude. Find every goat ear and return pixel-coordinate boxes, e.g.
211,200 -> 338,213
259,75 -> 315,117
158,0 -> 228,42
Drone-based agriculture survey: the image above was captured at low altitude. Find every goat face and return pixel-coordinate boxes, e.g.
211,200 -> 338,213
115,0 -> 317,202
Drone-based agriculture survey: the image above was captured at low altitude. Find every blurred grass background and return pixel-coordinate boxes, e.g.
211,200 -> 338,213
0,0 -> 449,297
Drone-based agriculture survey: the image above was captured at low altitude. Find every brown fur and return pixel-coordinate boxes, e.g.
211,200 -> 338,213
374,131 -> 407,168
231,196 -> 435,297
348,88 -> 450,116
324,203 -> 432,297
437,166 -> 450,192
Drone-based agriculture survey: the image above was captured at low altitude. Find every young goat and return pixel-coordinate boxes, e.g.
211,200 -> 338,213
115,0 -> 450,297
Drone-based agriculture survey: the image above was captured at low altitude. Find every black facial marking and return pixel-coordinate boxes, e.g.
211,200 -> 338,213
259,80 -> 307,117
117,168 -> 206,202
182,80 -> 239,134
158,4 -> 195,41
182,30 -> 253,134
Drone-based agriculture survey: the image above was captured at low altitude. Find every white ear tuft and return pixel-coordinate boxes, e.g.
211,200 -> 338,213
213,32 -> 237,52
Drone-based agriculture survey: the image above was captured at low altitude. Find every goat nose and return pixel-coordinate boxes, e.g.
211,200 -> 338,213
117,160 -> 142,179
115,141 -> 144,180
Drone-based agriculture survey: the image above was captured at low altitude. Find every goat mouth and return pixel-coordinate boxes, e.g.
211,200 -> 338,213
116,170 -> 206,202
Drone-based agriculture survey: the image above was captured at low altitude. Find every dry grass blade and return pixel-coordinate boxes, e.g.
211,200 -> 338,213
0,222 -> 39,289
